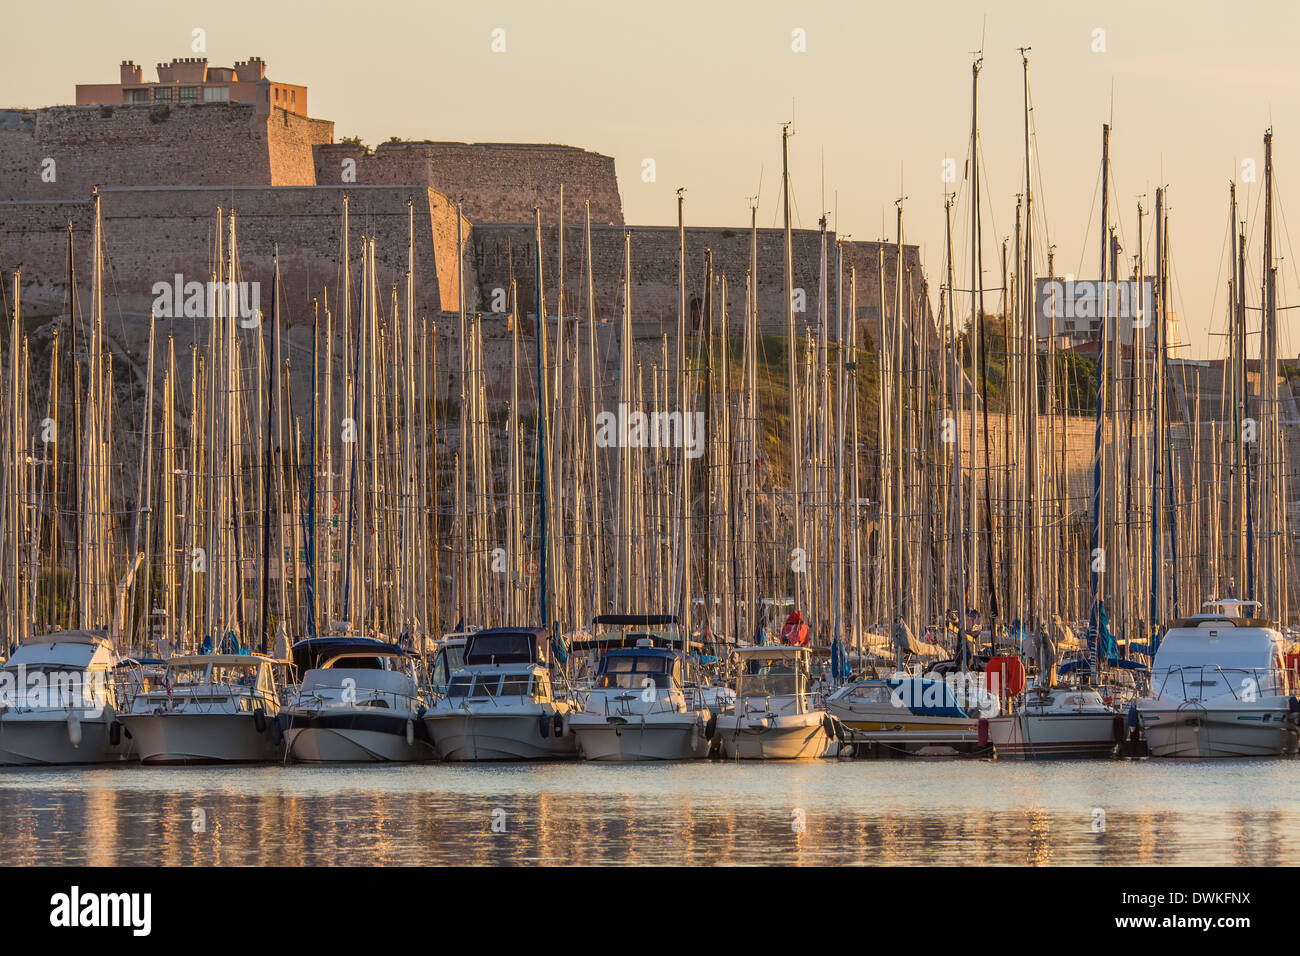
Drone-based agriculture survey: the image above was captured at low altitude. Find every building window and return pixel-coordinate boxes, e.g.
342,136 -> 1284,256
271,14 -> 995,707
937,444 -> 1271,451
127,89 -> 150,104
203,86 -> 230,103
291,90 -> 296,106
153,86 -> 173,103
178,86 -> 199,102
274,88 -> 280,101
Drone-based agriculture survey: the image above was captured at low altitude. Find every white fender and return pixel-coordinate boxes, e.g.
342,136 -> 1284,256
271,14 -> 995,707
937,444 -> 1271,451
405,719 -> 415,746
67,712 -> 82,748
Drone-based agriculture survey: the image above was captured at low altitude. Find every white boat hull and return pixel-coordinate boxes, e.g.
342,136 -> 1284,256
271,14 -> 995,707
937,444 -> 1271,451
425,711 -> 578,761
1138,703 -> 1300,758
571,714 -> 709,761
0,714 -> 132,765
717,711 -> 833,760
987,712 -> 1119,759
120,712 -> 281,765
285,713 -> 435,763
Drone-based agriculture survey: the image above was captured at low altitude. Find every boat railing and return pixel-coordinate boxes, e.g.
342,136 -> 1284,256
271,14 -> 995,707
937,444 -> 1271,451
604,688 -> 686,717
292,685 -> 426,715
1153,665 -> 1287,702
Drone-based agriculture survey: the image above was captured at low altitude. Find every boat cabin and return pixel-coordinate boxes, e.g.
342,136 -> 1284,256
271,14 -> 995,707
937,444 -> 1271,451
592,647 -> 683,693
136,654 -> 280,710
731,645 -> 812,701
1152,617 -> 1289,700
2,630 -> 118,711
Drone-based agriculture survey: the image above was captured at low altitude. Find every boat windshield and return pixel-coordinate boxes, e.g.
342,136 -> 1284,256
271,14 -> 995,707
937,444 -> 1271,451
167,664 -> 210,686
210,664 -> 262,689
736,657 -> 803,698
499,674 -> 533,696
446,674 -> 472,698
596,655 -> 676,690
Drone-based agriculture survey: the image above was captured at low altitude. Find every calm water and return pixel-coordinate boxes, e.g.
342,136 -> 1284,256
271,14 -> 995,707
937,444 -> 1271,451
0,759 -> 1293,866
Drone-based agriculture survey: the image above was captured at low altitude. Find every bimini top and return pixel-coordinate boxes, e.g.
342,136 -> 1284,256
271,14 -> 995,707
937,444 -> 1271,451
600,646 -> 681,664
290,636 -> 409,675
732,644 -> 809,659
591,614 -> 679,627
464,627 -> 549,667
166,653 -> 278,668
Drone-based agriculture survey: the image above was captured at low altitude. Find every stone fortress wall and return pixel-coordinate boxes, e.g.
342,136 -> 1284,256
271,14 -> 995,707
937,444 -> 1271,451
0,99 -> 926,347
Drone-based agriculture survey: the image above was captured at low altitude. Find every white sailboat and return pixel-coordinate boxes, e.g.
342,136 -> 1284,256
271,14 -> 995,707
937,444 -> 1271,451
985,683 -> 1121,759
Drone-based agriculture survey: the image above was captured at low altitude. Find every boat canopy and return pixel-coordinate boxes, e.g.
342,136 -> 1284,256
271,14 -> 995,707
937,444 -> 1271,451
464,627 -> 548,667
884,677 -> 968,718
591,614 -> 679,627
290,636 -> 404,675
732,645 -> 809,661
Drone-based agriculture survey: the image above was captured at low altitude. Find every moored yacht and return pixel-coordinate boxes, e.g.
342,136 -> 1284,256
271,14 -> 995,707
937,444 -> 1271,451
570,642 -> 714,761
716,645 -> 835,760
119,653 -> 284,764
281,636 -> 434,762
1137,600 -> 1300,758
423,626 -> 577,761
0,630 -> 133,765
824,676 -> 979,735
985,682 -> 1121,759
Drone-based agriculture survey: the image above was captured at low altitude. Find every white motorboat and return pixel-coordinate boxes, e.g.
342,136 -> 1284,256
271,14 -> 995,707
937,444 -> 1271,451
119,653 -> 285,764
570,642 -> 713,761
281,637 -> 434,763
716,645 -> 835,760
0,630 -> 134,765
1137,600 -> 1300,758
424,627 -> 577,761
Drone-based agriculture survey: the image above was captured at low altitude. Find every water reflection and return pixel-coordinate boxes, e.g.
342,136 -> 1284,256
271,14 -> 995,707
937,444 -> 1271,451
0,760 -> 1293,865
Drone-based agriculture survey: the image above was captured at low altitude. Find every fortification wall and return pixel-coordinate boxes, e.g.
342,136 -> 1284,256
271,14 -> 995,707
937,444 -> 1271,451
0,185 -> 469,324
314,141 -> 623,225
0,103 -> 333,201
470,223 -> 927,338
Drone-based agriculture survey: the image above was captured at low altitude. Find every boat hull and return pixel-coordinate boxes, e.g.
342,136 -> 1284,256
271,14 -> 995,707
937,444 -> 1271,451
119,712 -> 281,765
717,712 -> 833,760
571,714 -> 709,761
987,712 -> 1119,759
425,711 -> 578,761
1138,703 -> 1300,758
0,714 -> 132,765
284,712 -> 435,763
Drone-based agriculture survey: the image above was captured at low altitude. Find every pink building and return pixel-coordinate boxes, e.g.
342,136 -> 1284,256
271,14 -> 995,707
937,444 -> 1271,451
76,56 -> 307,116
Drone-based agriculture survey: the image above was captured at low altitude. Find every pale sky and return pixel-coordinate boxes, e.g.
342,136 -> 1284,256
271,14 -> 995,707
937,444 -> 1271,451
5,0 -> 1300,358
